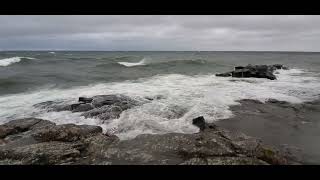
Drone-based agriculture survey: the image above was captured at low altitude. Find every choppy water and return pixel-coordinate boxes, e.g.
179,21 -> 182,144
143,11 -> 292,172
1,51 -> 320,140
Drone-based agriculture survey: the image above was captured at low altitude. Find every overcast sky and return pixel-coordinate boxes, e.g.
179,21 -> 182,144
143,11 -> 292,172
0,15 -> 320,51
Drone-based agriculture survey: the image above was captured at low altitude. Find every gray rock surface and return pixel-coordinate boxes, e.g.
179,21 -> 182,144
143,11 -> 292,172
34,94 -> 146,122
216,98 -> 320,164
0,117 -> 296,165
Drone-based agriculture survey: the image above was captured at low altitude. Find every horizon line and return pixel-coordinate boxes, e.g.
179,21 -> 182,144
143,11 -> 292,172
1,50 -> 320,53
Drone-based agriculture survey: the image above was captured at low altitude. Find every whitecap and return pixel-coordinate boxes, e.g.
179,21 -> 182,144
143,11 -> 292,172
0,57 -> 36,67
118,58 -> 147,67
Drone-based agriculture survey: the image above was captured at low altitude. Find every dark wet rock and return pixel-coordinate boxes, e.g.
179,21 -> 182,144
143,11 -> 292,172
216,64 -> 289,80
235,66 -> 245,70
34,94 -> 144,122
0,117 -> 296,165
79,97 -> 93,103
192,116 -> 206,131
91,95 -> 138,108
273,64 -> 288,70
81,94 -> 143,121
267,98 -> 289,105
33,101 -> 72,112
71,103 -> 94,112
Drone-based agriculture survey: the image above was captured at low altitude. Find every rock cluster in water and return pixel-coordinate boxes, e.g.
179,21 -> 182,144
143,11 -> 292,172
0,117 -> 297,165
216,64 -> 288,80
34,94 -> 146,122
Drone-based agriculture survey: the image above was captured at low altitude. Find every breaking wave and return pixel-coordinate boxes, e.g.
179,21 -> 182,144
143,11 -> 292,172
118,58 -> 148,67
0,57 -> 36,67
117,58 -> 209,68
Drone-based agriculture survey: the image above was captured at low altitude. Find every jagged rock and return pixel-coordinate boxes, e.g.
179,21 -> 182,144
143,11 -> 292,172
0,118 -> 296,165
80,95 -> 142,121
79,97 -> 93,103
34,94 -> 143,122
91,95 -> 138,108
71,104 -> 94,112
216,64 -> 288,80
192,116 -> 206,131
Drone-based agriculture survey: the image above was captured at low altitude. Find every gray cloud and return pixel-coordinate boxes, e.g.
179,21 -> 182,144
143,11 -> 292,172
0,15 -> 320,51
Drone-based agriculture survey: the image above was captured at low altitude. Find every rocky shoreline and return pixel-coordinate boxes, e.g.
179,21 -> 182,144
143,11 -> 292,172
216,98 -> 320,164
0,117 -> 297,165
0,64 -> 314,165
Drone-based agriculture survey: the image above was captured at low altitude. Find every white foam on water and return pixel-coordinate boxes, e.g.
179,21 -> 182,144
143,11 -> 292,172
118,58 -> 147,67
0,68 -> 320,140
0,57 -> 35,67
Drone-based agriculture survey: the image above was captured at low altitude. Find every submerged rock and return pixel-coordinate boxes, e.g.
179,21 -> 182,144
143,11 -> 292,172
0,117 -> 297,165
216,64 -> 289,80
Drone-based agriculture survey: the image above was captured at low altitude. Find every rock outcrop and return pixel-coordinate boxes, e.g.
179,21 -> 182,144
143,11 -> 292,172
0,117 -> 297,165
34,94 -> 147,122
216,64 -> 288,80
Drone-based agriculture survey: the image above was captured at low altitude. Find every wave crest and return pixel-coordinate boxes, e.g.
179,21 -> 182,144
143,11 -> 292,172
118,58 -> 148,67
0,57 -> 36,67
117,58 -> 209,68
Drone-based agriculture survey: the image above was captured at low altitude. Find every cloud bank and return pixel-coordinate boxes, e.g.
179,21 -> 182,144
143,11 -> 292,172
0,15 -> 320,51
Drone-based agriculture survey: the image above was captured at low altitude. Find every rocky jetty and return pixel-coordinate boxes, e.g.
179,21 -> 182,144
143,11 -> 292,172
216,64 -> 288,80
0,117 -> 297,165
